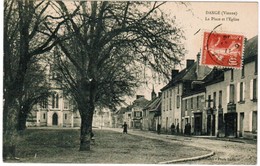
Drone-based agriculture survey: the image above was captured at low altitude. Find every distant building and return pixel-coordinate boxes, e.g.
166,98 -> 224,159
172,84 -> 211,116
111,107 -> 127,128
142,89 -> 162,131
26,66 -> 81,127
124,95 -> 149,129
93,107 -> 112,128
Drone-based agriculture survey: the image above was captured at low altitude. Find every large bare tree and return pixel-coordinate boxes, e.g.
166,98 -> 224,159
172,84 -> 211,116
3,0 -> 65,158
51,1 -> 186,151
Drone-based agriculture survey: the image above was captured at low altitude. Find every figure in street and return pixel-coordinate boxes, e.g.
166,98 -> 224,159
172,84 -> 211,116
123,122 -> 128,134
157,124 -> 161,135
176,123 -> 179,134
171,123 -> 175,135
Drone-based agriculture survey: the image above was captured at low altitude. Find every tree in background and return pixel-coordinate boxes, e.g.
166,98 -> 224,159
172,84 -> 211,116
51,1 -> 186,151
3,0 -> 65,158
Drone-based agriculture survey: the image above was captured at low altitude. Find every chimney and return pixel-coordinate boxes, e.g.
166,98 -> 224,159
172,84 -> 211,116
158,92 -> 162,97
151,85 -> 156,100
136,95 -> 144,99
171,69 -> 179,80
186,59 -> 195,68
196,52 -> 200,76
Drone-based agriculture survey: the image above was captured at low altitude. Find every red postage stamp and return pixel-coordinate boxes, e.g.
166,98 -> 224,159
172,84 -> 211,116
201,32 -> 244,69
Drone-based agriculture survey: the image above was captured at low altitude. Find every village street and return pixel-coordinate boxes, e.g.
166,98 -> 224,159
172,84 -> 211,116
106,128 -> 257,164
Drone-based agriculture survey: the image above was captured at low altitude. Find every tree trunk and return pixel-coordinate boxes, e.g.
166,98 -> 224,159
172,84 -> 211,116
17,109 -> 28,131
79,104 -> 94,151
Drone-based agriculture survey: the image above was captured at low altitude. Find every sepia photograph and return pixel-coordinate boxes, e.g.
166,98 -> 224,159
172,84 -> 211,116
2,0 -> 258,164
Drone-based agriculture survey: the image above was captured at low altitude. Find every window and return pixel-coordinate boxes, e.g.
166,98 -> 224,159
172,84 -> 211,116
219,91 -> 222,107
177,95 -> 180,108
229,84 -> 235,103
213,92 -> 216,108
134,112 -> 136,117
64,98 -> 69,109
185,100 -> 188,110
177,85 -> 180,94
191,98 -> 193,109
253,79 -> 257,100
207,95 -> 211,108
250,79 -> 257,101
231,69 -> 234,81
197,96 -> 199,108
241,65 -> 245,78
255,56 -> 258,74
140,112 -> 142,117
166,91 -> 168,98
239,82 -> 244,101
169,97 -> 172,110
43,113 -> 46,119
65,114 -> 67,120
56,94 -> 59,108
52,94 -> 55,108
162,101 -> 165,112
40,98 -> 48,108
252,111 -> 257,133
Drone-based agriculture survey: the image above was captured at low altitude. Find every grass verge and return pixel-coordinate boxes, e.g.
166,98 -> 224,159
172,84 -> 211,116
5,129 -> 211,163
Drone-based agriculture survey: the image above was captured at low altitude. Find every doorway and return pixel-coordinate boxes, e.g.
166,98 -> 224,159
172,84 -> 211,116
194,113 -> 202,135
224,112 -> 237,137
52,113 -> 58,126
239,113 -> 244,137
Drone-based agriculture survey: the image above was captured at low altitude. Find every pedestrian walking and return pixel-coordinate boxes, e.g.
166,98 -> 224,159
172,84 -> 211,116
176,123 -> 179,134
170,123 -> 175,135
187,123 -> 191,135
122,122 -> 128,134
157,124 -> 161,135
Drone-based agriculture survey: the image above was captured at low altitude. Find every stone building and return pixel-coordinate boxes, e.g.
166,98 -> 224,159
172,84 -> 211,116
123,95 -> 149,129
26,60 -> 81,128
112,107 -> 128,128
204,68 -> 225,136
224,36 -> 257,138
161,54 -> 212,133
142,90 -> 162,131
204,35 -> 257,138
92,107 -> 112,128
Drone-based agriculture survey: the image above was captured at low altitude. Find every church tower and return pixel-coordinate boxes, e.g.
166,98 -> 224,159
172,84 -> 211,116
151,85 -> 156,100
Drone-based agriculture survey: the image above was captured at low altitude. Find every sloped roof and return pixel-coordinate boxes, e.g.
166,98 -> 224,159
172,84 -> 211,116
203,67 -> 225,86
161,59 -> 212,91
115,107 -> 127,115
244,35 -> 258,64
143,96 -> 161,111
161,64 -> 193,91
129,97 -> 149,109
182,61 -> 212,81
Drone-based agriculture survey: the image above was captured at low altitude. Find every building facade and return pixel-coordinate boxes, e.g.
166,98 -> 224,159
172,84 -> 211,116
123,95 -> 149,129
204,36 -> 257,138
142,91 -> 162,131
26,89 -> 81,127
182,91 -> 206,135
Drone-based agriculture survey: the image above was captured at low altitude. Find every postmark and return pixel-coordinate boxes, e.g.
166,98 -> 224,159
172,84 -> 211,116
201,32 -> 244,69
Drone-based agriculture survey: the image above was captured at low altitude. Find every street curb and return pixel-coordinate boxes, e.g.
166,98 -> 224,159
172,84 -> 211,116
158,151 -> 215,164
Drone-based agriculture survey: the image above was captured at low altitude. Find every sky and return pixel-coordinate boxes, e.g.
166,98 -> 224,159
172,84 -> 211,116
0,1 -> 258,104
132,1 -> 258,103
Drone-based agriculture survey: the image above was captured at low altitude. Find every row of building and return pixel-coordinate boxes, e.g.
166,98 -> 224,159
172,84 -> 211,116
26,36 -> 257,139
112,35 -> 257,139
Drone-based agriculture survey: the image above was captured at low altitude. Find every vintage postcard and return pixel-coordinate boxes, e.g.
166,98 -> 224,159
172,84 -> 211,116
2,1 -> 258,165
